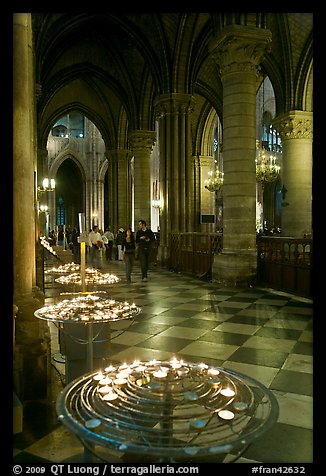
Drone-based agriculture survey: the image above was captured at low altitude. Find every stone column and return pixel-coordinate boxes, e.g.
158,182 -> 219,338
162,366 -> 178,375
106,149 -> 132,231
13,13 -> 37,301
129,131 -> 156,230
209,24 -> 272,286
154,94 -> 195,263
13,15 -> 48,400
273,111 -> 313,237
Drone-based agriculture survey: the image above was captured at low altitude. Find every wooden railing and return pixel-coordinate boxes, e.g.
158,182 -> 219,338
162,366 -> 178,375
256,236 -> 312,298
168,233 -> 312,298
169,233 -> 223,279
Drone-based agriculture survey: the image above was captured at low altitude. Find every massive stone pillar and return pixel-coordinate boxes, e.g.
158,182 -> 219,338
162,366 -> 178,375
129,131 -> 156,230
13,13 -> 38,301
13,14 -> 48,400
209,25 -> 272,286
154,94 -> 195,263
106,149 -> 132,232
273,111 -> 313,237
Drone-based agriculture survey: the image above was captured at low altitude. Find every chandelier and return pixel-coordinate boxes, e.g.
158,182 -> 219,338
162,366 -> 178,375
255,141 -> 281,183
204,161 -> 224,192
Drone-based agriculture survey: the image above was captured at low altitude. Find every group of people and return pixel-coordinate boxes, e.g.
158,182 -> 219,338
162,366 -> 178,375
47,221 -> 156,282
88,220 -> 156,282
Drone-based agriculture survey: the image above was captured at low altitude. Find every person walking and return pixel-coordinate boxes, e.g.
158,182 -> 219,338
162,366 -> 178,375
121,227 -> 136,283
136,220 -> 155,282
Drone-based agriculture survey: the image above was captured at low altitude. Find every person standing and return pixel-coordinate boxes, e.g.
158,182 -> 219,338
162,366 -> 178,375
103,227 -> 115,260
71,227 -> 80,263
136,220 -> 155,282
88,225 -> 103,268
115,227 -> 124,260
121,227 -> 136,283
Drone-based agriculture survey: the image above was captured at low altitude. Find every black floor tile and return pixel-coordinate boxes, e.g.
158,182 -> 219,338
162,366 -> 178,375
227,315 -> 270,326
260,294 -> 289,301
134,335 -> 193,353
229,347 -> 289,368
247,303 -> 284,311
287,300 -> 313,308
13,401 -> 59,449
200,330 -> 250,346
291,341 -> 313,355
225,296 -> 259,302
272,312 -> 313,322
270,369 -> 313,396
242,422 -> 313,463
12,452 -> 53,463
254,327 -> 302,340
160,309 -> 200,318
212,306 -> 242,314
176,319 -> 218,330
129,322 -> 171,334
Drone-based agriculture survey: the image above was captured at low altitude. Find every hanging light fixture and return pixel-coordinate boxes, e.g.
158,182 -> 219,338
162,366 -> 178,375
255,140 -> 280,183
204,159 -> 224,192
255,78 -> 281,184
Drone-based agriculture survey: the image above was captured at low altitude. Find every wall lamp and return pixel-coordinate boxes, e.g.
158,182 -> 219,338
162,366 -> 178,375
39,204 -> 49,213
38,178 -> 55,194
151,199 -> 163,209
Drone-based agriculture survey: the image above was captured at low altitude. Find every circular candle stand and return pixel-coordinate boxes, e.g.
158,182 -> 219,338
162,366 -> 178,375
45,262 -> 81,275
56,358 -> 279,463
34,294 -> 142,376
45,262 -> 120,370
54,270 -> 120,291
45,264 -> 119,291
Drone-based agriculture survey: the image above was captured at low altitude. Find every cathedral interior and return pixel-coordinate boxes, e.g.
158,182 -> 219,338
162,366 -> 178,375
12,13 -> 314,467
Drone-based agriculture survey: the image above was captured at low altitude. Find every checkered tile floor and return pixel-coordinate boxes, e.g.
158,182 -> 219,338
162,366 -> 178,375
13,257 -> 313,464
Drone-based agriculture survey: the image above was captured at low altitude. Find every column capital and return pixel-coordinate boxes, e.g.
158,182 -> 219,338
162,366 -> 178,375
196,155 -> 213,167
105,149 -> 131,163
273,110 -> 313,141
209,24 -> 272,76
154,93 -> 195,118
128,130 -> 156,152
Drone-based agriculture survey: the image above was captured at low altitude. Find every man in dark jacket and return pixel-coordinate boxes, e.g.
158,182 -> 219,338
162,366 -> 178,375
135,220 -> 155,281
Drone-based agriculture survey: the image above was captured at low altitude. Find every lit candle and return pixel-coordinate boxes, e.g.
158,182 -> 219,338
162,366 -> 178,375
153,369 -> 168,378
220,388 -> 235,397
105,365 -> 116,372
98,385 -> 111,394
135,365 -> 147,372
102,392 -> 118,401
113,378 -> 128,386
207,368 -> 220,376
177,367 -> 189,377
170,358 -> 182,369
93,371 -> 104,381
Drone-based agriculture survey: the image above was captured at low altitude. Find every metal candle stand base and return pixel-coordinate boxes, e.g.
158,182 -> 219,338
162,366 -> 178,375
56,358 -> 279,463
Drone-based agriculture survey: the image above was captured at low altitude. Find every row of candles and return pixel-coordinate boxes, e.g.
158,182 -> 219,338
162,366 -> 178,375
90,358 -> 249,422
35,294 -> 141,322
45,262 -> 120,285
40,235 -> 57,256
55,271 -> 120,285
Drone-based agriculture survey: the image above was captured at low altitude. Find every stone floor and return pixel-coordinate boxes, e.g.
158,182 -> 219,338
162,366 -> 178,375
13,253 -> 313,465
